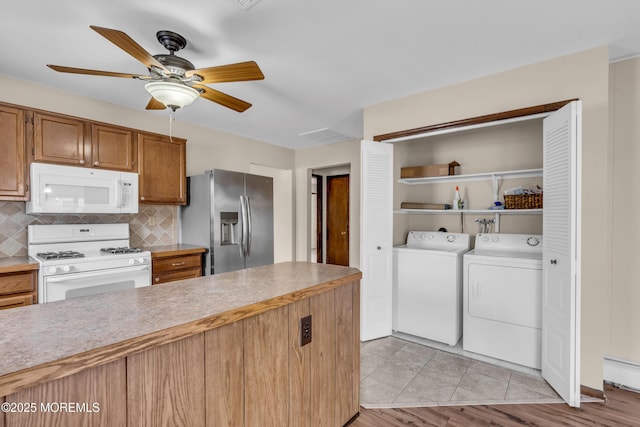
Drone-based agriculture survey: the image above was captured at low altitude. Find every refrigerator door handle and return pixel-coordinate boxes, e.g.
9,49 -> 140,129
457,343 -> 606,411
245,196 -> 252,257
240,195 -> 249,258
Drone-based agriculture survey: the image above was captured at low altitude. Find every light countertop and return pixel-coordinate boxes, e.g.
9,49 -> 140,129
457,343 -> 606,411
142,244 -> 207,259
0,256 -> 39,274
0,262 -> 361,396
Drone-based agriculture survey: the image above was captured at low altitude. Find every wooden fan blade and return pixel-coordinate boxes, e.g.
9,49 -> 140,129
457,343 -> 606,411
90,25 -> 169,74
193,84 -> 252,112
145,97 -> 166,110
47,64 -> 149,79
185,61 -> 264,84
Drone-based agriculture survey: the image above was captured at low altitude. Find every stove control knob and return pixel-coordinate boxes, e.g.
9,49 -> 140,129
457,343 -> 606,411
129,258 -> 135,265
61,265 -> 70,272
137,258 -> 145,264
48,266 -> 57,274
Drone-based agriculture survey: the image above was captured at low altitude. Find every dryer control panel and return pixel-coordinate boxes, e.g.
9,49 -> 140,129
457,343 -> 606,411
474,233 -> 543,253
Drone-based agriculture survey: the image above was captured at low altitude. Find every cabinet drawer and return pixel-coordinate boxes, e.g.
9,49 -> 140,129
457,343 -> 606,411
153,269 -> 201,285
0,293 -> 35,310
153,255 -> 202,274
0,271 -> 36,296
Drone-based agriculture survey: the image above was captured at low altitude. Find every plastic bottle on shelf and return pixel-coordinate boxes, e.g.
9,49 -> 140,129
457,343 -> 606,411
453,186 -> 462,210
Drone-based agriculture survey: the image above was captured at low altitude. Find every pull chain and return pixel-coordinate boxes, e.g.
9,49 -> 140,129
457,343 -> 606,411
169,109 -> 174,142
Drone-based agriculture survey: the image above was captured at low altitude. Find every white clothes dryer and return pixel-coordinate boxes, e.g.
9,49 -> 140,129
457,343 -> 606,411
393,231 -> 470,345
463,233 -> 543,369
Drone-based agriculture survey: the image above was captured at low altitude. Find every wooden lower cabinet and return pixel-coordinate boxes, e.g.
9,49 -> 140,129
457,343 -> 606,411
127,334 -> 205,427
205,322 -> 244,426
4,360 -> 126,427
2,280 -> 359,427
152,253 -> 202,284
205,280 -> 360,427
0,270 -> 37,311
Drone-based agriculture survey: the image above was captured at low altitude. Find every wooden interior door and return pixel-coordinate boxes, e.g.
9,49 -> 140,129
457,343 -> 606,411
313,174 -> 323,263
326,174 -> 349,266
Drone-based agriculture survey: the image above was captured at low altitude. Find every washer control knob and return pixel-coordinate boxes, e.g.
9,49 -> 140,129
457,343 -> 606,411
446,234 -> 455,242
427,234 -> 434,239
420,233 -> 426,239
482,236 -> 489,242
527,237 -> 540,246
492,237 -> 499,242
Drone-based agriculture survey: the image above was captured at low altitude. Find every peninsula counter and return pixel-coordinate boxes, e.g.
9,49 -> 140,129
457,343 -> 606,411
0,262 -> 362,427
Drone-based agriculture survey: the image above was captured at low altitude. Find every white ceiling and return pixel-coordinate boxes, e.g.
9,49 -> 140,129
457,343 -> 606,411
2,1 -> 640,149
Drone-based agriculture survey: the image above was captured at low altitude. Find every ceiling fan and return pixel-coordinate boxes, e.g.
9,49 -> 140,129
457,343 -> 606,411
47,25 -> 264,112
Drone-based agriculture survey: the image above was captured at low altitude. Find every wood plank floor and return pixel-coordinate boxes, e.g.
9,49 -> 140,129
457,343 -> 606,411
350,384 -> 640,426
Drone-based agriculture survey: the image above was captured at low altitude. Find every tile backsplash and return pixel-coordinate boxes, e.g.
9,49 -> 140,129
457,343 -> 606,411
0,202 -> 178,257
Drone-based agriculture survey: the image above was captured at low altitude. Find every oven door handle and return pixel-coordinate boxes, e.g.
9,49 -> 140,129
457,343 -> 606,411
45,265 -> 149,283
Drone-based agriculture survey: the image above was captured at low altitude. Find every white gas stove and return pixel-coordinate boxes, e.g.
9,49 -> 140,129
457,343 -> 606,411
28,224 -> 151,303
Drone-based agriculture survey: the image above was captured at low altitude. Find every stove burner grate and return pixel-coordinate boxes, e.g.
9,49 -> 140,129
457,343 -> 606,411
100,247 -> 144,255
37,251 -> 85,260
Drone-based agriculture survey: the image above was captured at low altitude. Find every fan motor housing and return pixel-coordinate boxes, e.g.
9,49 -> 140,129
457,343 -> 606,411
152,54 -> 195,76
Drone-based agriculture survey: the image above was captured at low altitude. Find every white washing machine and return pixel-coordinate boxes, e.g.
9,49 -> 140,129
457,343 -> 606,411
393,231 -> 470,345
463,233 -> 543,369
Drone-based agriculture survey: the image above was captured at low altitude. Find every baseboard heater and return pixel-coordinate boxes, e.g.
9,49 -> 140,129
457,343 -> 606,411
603,355 -> 640,392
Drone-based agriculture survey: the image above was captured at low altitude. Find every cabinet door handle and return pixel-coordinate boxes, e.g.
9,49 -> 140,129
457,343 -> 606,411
78,159 -> 85,165
154,277 -> 160,282
94,161 -> 100,166
172,262 -> 186,266
140,196 -> 145,201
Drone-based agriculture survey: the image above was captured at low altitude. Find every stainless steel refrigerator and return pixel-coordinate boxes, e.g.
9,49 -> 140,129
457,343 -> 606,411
181,169 -> 274,275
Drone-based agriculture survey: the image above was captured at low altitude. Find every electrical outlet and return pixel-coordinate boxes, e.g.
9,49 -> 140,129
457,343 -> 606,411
300,315 -> 312,347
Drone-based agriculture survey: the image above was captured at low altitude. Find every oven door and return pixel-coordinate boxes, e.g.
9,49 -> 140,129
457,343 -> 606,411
42,265 -> 151,303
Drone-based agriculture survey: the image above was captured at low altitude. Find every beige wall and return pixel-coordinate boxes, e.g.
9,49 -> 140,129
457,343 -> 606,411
294,139 -> 361,267
0,75 -> 296,262
607,58 -> 640,363
363,47 -> 610,390
392,119 -> 544,244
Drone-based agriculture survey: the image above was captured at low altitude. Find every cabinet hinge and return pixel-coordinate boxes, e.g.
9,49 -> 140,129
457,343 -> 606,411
31,146 -> 35,155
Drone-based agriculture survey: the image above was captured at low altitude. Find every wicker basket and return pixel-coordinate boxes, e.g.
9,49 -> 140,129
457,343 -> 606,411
504,193 -> 543,209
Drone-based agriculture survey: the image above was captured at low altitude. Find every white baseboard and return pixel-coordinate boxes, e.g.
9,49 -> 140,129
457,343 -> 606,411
604,356 -> 640,391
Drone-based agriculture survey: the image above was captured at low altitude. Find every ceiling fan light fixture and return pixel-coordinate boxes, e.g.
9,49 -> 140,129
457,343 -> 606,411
144,81 -> 199,110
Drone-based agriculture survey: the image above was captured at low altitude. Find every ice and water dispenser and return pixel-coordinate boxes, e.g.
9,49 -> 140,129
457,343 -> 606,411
220,212 -> 239,245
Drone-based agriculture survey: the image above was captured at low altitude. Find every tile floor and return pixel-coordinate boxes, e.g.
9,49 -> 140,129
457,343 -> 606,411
360,335 -> 563,408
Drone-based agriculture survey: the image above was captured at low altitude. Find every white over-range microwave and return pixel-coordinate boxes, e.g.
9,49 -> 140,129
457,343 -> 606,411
26,163 -> 139,214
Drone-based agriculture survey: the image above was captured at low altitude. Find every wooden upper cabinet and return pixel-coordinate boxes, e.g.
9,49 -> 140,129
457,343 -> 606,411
33,112 -> 87,166
91,124 -> 136,171
0,104 -> 28,200
138,133 -> 186,205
